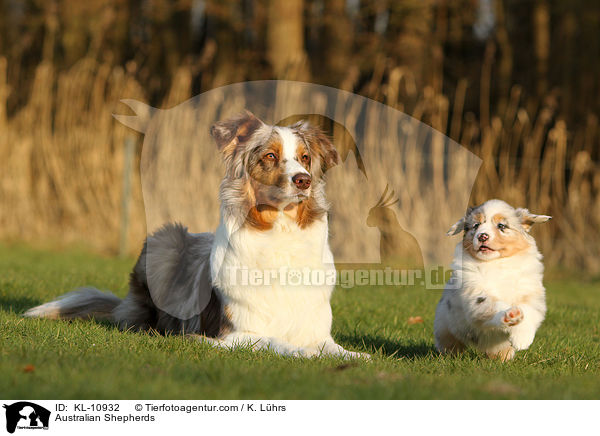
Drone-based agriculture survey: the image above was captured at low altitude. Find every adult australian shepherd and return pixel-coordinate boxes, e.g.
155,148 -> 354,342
26,111 -> 368,359
434,199 -> 551,361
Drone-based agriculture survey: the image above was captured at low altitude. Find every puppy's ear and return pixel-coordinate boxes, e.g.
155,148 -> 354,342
294,121 -> 339,173
446,217 -> 465,236
446,207 -> 473,236
516,208 -> 552,232
210,110 -> 264,156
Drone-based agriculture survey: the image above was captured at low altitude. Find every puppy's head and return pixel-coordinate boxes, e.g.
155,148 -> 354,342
211,110 -> 338,210
447,199 -> 551,261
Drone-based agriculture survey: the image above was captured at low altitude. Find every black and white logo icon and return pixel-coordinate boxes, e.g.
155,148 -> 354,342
3,402 -> 50,434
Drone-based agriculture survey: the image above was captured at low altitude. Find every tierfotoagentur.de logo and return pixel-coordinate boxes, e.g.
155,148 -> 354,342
3,402 -> 50,434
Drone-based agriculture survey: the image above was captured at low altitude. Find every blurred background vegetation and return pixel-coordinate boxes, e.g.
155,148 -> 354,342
0,0 -> 599,272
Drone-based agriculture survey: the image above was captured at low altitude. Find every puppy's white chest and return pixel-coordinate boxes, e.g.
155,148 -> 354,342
473,269 -> 521,300
460,252 -> 545,305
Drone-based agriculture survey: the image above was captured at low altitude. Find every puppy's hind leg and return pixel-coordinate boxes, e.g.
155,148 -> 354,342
486,344 -> 515,362
435,328 -> 467,355
434,296 -> 466,355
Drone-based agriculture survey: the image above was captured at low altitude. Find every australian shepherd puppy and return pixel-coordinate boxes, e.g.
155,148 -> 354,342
25,111 -> 367,359
434,199 -> 551,361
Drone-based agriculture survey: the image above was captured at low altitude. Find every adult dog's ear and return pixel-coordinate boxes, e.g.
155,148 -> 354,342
210,110 -> 264,156
516,208 -> 552,232
211,111 -> 264,178
315,130 -> 339,172
446,207 -> 473,236
293,121 -> 339,173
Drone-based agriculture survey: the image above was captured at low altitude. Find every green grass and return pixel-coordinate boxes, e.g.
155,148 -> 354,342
1,243 -> 599,399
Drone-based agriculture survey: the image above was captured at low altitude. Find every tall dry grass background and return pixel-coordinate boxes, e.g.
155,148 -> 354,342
0,51 -> 599,272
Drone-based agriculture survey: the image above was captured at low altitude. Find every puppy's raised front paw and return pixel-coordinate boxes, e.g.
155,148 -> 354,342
502,306 -> 523,326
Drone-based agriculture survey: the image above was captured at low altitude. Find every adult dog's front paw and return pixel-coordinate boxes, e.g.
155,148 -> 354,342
502,306 -> 523,326
321,342 -> 371,360
291,347 -> 321,358
343,350 -> 372,360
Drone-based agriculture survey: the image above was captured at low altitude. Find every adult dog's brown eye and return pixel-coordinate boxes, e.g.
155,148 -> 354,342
264,153 -> 277,161
301,154 -> 310,164
498,223 -> 508,231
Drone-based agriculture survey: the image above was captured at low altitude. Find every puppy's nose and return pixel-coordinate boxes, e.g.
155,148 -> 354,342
292,173 -> 311,190
477,233 -> 489,242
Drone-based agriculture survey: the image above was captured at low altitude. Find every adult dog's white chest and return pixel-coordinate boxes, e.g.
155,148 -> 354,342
210,212 -> 336,347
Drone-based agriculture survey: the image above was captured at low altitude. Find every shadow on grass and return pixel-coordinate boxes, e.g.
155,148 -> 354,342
337,332 -> 437,359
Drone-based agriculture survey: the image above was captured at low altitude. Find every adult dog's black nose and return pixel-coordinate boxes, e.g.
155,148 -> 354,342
292,173 -> 311,190
477,233 -> 489,242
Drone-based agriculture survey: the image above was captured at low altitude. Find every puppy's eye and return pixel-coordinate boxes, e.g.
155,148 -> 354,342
264,153 -> 277,161
498,223 -> 508,231
301,154 -> 310,164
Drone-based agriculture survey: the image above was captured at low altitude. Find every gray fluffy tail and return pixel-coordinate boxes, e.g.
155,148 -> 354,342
23,287 -> 121,321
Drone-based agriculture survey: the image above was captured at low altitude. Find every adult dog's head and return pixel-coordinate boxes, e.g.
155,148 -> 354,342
447,199 -> 551,261
211,111 -> 339,229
